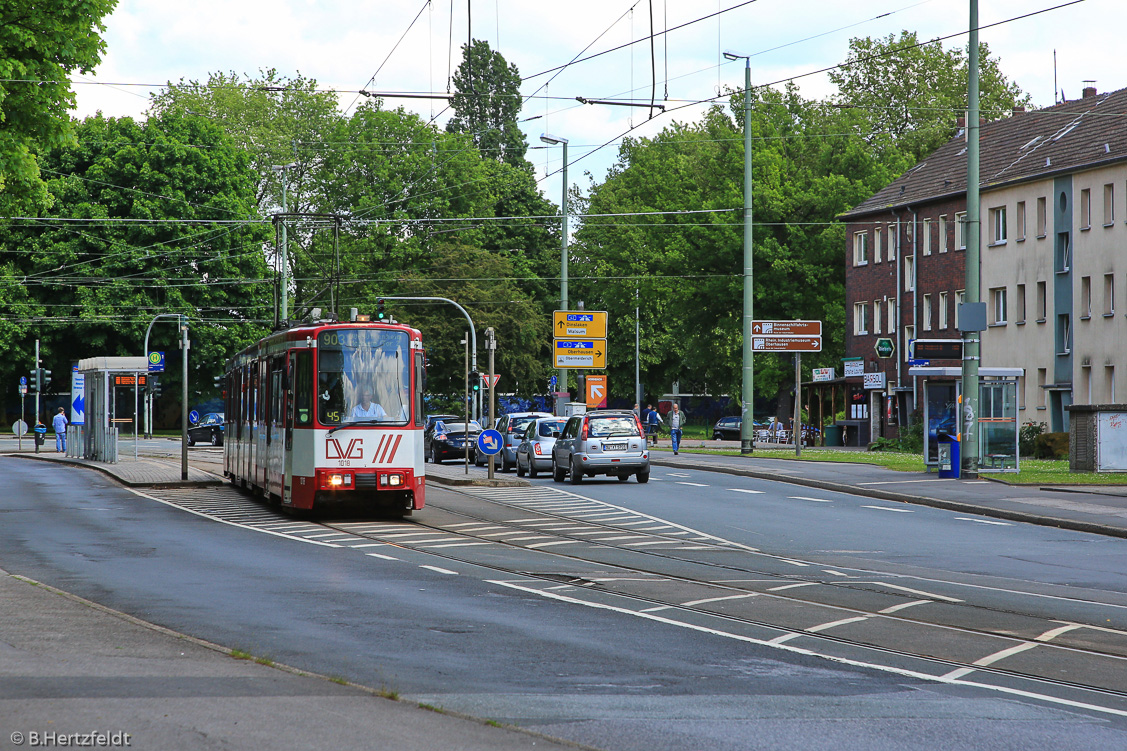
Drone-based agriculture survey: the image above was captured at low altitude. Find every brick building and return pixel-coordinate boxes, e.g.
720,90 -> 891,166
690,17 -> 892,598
840,84 -> 1127,444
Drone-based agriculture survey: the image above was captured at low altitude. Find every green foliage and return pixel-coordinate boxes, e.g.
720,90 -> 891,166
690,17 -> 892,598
1033,432 -> 1069,460
446,40 -> 527,167
0,0 -> 117,213
0,111 -> 271,406
829,31 -> 1032,163
1019,420 -> 1048,457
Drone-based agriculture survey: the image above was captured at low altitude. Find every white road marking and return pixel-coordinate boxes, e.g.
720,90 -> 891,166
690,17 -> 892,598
955,517 -> 1012,526
821,570 -> 850,577
1036,624 -> 1084,641
879,599 -> 932,614
728,488 -> 765,494
675,482 -> 710,487
419,542 -> 495,549
789,496 -> 833,503
856,582 -> 963,603
858,479 -> 957,485
419,565 -> 458,575
861,505 -> 913,513
767,582 -> 819,592
365,552 -> 399,561
526,540 -> 581,549
347,543 -> 390,549
667,473 -> 691,478
806,616 -> 869,633
679,594 -> 758,607
941,641 -> 1041,680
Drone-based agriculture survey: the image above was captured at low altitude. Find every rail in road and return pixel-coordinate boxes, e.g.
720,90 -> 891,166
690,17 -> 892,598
134,480 -> 1127,720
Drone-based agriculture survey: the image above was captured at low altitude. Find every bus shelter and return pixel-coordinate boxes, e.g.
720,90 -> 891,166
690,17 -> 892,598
78,356 -> 149,462
910,366 -> 1023,472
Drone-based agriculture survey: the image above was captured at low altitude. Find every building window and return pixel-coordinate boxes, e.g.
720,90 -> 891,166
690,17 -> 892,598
922,293 -> 932,330
990,206 -> 1007,244
853,231 -> 868,265
904,255 -> 914,292
1104,183 -> 1115,226
903,325 -> 915,361
939,291 -> 949,329
873,300 -> 882,334
1037,368 -> 1047,408
955,290 -> 966,329
990,287 -> 1007,325
1057,314 -> 1071,355
1016,201 -> 1026,241
1016,283 -> 1026,323
1105,273 -> 1115,316
922,219 -> 932,255
1080,276 -> 1092,319
1036,281 -> 1047,322
1036,196 -> 1047,237
874,227 -> 882,263
1080,188 -> 1091,230
1017,374 -> 1026,410
888,225 -> 897,261
888,297 -> 897,333
956,211 -> 968,249
854,302 -> 869,334
1056,232 -> 1070,273
939,215 -> 948,253
1107,366 -> 1116,403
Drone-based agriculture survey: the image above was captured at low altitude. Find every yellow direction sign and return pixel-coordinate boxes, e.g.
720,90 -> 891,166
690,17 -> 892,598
553,339 -> 607,369
553,310 -> 608,339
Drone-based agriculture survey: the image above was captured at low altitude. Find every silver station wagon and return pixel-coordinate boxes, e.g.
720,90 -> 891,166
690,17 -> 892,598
551,410 -> 649,484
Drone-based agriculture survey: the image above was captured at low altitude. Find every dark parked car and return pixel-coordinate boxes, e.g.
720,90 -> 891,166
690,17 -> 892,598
551,410 -> 649,484
425,413 -> 459,432
187,412 -> 225,447
712,415 -> 741,440
474,411 -> 553,471
424,419 -> 481,463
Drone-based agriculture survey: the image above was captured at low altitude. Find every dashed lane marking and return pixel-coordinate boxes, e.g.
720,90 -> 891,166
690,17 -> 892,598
956,517 -> 1013,526
861,505 -> 914,513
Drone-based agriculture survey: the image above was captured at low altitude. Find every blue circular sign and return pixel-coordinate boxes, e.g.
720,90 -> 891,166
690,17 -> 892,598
188,410 -> 200,425
477,428 -> 503,456
19,376 -> 27,385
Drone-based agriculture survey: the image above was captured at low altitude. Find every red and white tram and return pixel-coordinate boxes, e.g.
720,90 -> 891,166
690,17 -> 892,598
222,319 -> 426,515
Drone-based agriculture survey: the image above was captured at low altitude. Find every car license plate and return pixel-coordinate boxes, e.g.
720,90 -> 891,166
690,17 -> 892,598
603,443 -> 627,451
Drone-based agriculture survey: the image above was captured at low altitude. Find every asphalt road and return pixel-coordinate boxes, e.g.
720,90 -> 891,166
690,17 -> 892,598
3,456 -> 1127,751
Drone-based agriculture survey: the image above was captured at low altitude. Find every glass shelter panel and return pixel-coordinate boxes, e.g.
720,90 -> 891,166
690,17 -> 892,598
978,380 -> 1019,471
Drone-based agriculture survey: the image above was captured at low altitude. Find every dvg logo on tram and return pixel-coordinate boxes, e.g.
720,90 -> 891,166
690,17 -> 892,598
325,434 -> 403,464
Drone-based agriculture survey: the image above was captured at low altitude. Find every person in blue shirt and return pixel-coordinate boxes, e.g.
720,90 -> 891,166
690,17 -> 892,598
52,407 -> 68,453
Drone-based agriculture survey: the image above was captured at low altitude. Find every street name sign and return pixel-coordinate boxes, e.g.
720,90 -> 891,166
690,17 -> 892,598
751,336 -> 821,352
554,310 -> 608,339
553,339 -> 607,369
751,320 -> 821,337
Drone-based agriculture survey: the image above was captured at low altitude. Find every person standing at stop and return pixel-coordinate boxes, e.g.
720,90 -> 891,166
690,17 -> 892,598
53,407 -> 68,453
668,403 -> 686,455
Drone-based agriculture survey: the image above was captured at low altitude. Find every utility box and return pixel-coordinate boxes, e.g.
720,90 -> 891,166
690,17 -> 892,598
937,432 -> 960,479
563,402 -> 587,417
1068,404 -> 1127,472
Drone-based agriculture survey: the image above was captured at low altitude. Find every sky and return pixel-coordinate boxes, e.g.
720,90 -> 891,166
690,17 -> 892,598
72,0 -> 1121,204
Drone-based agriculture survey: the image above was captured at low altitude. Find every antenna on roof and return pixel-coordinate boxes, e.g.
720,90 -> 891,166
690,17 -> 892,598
1053,50 -> 1058,105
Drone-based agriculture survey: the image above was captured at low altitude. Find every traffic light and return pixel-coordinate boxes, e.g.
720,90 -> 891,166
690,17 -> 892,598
40,369 -> 51,390
28,370 -> 38,393
376,298 -> 386,320
150,377 -> 162,398
468,370 -> 480,393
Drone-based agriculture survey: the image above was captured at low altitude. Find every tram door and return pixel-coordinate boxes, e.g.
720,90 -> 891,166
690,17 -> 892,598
283,351 -> 296,503
282,349 -> 313,505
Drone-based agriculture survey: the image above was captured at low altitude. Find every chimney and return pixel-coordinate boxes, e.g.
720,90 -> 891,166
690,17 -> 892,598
1083,81 -> 1097,98
1012,105 -> 1026,116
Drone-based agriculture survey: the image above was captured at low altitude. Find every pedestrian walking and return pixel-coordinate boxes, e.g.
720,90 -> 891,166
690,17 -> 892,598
668,403 -> 686,454
52,407 -> 68,453
645,404 -> 662,447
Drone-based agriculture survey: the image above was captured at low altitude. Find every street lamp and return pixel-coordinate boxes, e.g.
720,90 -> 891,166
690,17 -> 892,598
540,133 -> 569,401
723,50 -> 755,454
271,163 -> 297,322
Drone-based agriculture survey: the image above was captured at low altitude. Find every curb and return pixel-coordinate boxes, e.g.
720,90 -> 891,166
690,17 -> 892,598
650,455 -> 1127,540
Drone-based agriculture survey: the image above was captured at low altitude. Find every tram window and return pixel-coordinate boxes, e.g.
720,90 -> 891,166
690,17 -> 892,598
293,351 -> 313,426
317,328 -> 411,426
414,351 -> 425,426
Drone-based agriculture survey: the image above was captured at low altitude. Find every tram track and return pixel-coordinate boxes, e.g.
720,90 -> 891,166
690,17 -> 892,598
139,481 -> 1127,716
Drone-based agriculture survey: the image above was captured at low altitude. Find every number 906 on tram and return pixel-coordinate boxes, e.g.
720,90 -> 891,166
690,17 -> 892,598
221,320 -> 426,516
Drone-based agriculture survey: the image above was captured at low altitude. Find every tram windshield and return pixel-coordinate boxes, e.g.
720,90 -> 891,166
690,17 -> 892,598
317,328 -> 411,426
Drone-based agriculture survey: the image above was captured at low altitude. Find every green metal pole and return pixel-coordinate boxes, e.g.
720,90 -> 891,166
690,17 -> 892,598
559,141 -> 569,399
739,59 -> 755,455
964,0 -> 981,476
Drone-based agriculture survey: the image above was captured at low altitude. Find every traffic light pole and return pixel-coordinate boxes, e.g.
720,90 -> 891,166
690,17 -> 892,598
34,339 -> 40,434
486,328 -> 496,481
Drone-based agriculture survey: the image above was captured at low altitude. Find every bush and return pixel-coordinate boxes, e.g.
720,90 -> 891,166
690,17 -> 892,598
1033,432 -> 1069,459
1019,421 -> 1047,457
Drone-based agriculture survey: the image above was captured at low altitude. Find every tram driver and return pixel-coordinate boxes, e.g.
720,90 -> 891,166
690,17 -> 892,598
347,389 -> 388,422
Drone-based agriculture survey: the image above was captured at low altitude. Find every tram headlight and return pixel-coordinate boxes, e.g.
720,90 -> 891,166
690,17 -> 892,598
379,473 -> 404,487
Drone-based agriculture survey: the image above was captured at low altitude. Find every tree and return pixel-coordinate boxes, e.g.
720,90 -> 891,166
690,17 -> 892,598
829,31 -> 1031,162
572,84 -> 902,408
0,111 -> 271,414
0,0 -> 117,213
446,40 -> 527,167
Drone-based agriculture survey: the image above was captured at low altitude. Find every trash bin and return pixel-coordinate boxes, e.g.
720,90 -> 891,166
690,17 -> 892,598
937,431 -> 960,479
823,424 -> 844,447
